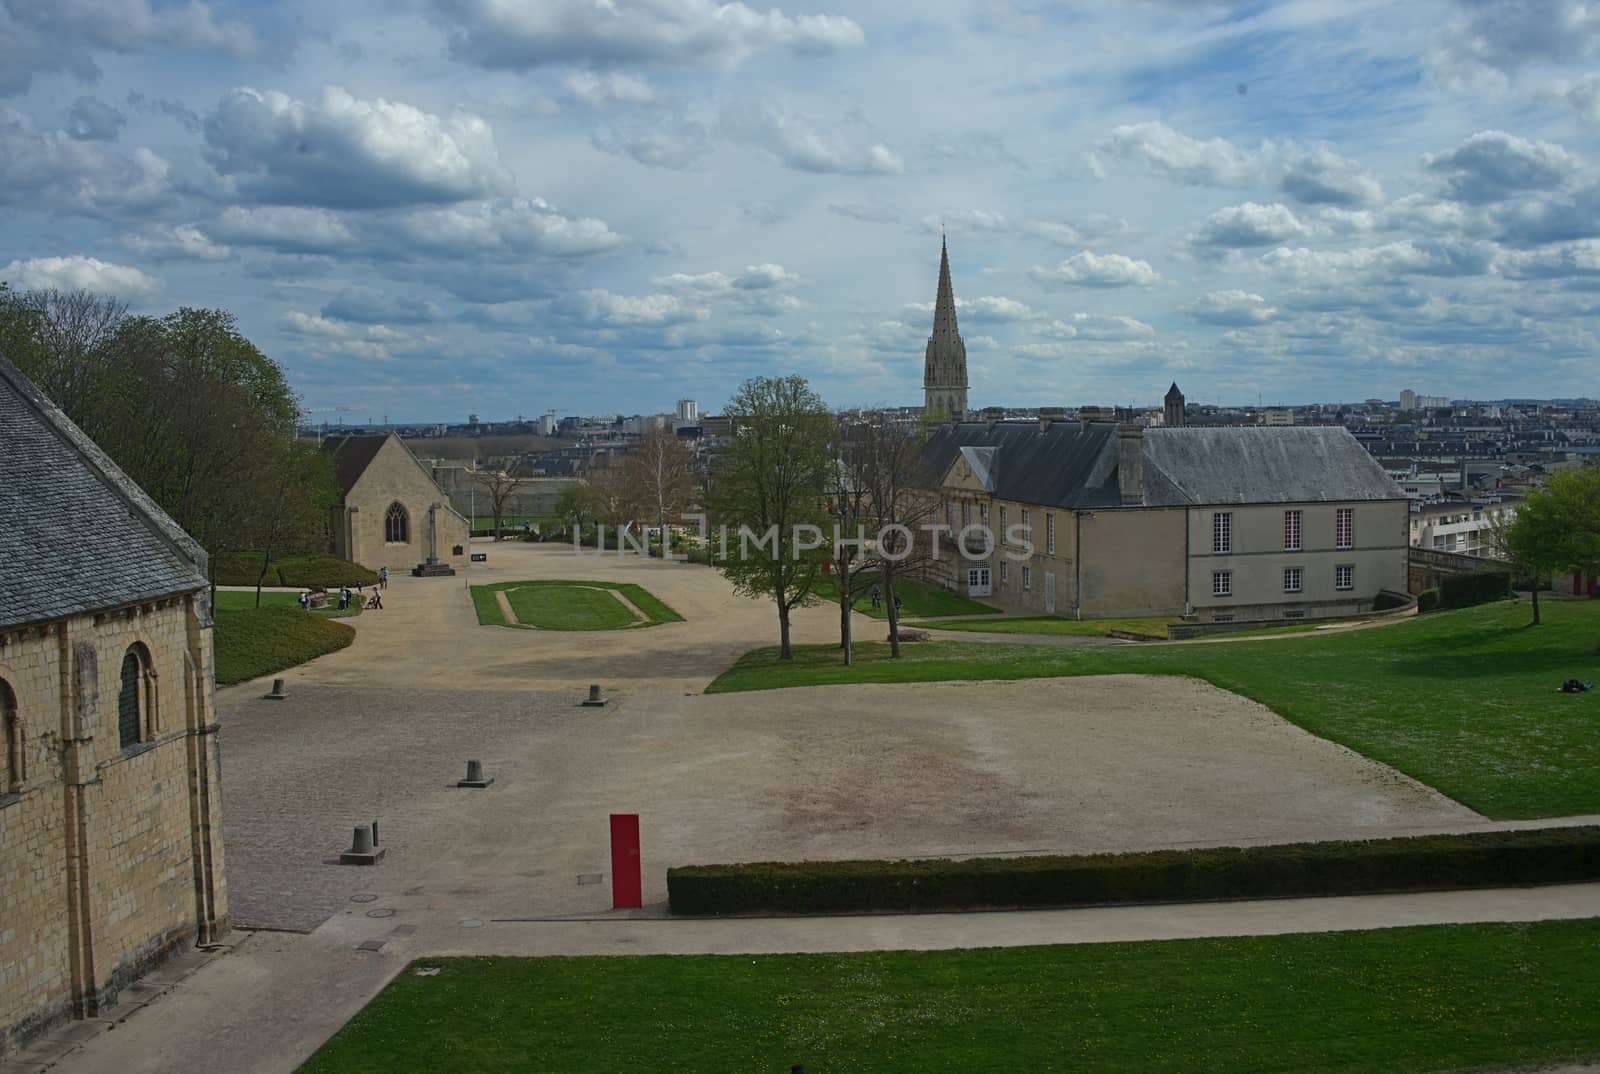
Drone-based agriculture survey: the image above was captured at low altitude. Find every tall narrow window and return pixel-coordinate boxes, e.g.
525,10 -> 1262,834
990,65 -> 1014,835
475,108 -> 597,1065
385,502 -> 409,543
1283,567 -> 1302,593
118,646 -> 148,750
1335,508 -> 1353,549
1335,564 -> 1354,590
1046,514 -> 1056,555
1213,570 -> 1232,597
1284,510 -> 1302,551
961,500 -> 970,527
1213,512 -> 1232,554
1,678 -> 19,792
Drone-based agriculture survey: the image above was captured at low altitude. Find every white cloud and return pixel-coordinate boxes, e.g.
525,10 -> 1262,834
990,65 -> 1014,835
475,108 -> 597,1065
1190,202 -> 1311,248
962,296 -> 1033,321
561,289 -> 709,327
564,70 -> 655,106
121,224 -> 231,261
203,86 -> 515,208
386,198 -> 624,258
591,118 -> 712,170
212,205 -> 356,253
1280,147 -> 1383,207
1423,130 -> 1580,204
1039,314 -> 1155,340
0,106 -> 171,213
1030,251 -> 1160,288
1184,290 -> 1278,326
432,0 -> 864,71
66,96 -> 125,141
721,102 -> 903,175
1097,120 -> 1259,187
1497,240 -> 1600,278
1,255 -> 158,296
1259,240 -> 1496,283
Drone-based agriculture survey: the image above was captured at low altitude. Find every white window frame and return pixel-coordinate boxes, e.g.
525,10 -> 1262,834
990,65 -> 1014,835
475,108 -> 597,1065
1021,508 -> 1031,536
961,499 -> 970,527
1213,512 -> 1232,554
1335,564 -> 1354,591
1283,567 -> 1302,593
1046,513 -> 1055,555
999,506 -> 1008,537
1000,561 -> 1008,585
1212,570 -> 1232,597
1022,565 -> 1032,591
1284,509 -> 1301,551
1336,508 -> 1353,550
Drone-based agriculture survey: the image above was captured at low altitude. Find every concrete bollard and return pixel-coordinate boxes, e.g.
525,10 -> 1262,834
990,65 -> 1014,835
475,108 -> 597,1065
339,824 -> 386,865
582,683 -> 608,707
457,759 -> 494,788
263,677 -> 288,701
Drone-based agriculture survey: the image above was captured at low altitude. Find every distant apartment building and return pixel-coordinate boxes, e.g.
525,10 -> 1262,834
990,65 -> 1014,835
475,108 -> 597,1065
676,399 -> 698,425
1262,408 -> 1295,426
1408,500 -> 1518,558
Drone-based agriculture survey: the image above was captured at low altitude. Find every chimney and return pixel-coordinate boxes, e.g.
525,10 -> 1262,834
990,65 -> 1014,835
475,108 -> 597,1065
1117,422 -> 1144,506
1038,406 -> 1066,431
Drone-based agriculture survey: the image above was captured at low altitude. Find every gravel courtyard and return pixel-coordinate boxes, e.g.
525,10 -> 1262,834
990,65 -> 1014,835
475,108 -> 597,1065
218,543 -> 1482,931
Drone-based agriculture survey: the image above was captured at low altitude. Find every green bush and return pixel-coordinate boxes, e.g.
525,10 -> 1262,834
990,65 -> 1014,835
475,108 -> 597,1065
1418,588 -> 1441,612
213,551 -> 376,588
667,826 -> 1600,916
1440,571 -> 1513,609
1371,590 -> 1409,611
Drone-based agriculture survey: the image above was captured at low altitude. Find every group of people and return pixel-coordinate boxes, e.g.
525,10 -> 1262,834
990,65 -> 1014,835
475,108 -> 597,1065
297,566 -> 390,613
868,586 -> 902,614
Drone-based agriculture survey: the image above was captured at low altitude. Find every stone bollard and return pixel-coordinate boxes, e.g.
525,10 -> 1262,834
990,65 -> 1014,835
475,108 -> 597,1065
339,824 -> 386,865
582,683 -> 608,708
263,677 -> 288,701
457,759 -> 494,788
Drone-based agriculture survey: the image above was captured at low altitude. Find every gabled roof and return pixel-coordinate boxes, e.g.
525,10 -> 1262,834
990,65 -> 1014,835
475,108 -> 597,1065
918,421 -> 1122,509
321,434 -> 390,495
1142,426 -> 1404,505
0,354 -> 207,628
958,445 -> 997,491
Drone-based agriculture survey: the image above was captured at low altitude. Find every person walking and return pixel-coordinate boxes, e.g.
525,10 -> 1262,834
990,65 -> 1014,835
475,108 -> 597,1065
379,566 -> 388,589
368,588 -> 383,611
870,586 -> 881,611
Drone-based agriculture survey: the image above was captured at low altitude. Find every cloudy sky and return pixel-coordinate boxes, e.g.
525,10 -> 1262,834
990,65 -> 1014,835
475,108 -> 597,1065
5,0 -> 1600,421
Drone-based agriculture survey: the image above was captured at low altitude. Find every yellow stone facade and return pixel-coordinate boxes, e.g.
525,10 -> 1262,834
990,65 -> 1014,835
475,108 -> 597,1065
328,435 -> 470,572
0,595 -> 225,1057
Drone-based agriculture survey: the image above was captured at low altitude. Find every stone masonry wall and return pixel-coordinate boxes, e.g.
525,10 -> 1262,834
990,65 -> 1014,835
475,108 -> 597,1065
344,437 -> 469,572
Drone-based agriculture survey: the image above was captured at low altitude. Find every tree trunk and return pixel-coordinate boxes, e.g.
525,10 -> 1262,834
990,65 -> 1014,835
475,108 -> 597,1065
886,578 -> 902,659
839,557 -> 853,665
778,602 -> 793,660
1532,581 -> 1541,625
254,546 -> 273,609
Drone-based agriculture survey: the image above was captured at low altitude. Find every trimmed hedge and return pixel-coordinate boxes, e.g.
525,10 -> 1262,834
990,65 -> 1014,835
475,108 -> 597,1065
215,551 -> 377,588
1441,570 -> 1513,609
1418,587 -> 1441,612
667,826 -> 1600,916
1371,590 -> 1409,611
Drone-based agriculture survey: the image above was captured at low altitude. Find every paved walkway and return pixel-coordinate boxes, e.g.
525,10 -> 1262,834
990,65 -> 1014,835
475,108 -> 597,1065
21,544 -> 1600,1074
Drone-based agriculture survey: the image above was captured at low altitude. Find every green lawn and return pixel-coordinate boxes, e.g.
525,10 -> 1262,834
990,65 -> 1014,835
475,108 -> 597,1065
213,589 -> 364,618
299,919 -> 1600,1074
470,579 -> 683,630
213,552 -> 376,588
707,599 -> 1600,819
814,576 -> 999,620
213,606 -> 356,686
912,614 -> 1179,637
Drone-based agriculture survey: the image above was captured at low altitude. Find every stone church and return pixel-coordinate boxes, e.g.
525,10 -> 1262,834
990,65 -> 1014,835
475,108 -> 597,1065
322,433 -> 470,574
914,242 -> 1408,625
0,356 -> 227,1058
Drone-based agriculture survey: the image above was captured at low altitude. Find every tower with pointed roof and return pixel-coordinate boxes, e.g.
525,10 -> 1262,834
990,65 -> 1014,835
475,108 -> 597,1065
1164,382 -> 1186,428
923,236 -> 969,419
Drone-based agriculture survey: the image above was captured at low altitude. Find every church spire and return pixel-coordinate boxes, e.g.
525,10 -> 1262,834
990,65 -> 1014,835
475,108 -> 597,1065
924,234 -> 969,419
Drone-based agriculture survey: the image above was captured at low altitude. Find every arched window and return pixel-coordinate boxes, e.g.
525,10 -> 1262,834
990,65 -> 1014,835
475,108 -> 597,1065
1,678 -> 20,793
118,643 -> 154,750
385,502 -> 409,544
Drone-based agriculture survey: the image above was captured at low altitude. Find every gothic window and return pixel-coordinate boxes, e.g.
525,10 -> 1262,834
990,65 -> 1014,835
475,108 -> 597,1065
385,502 -> 409,544
1,678 -> 20,793
118,644 -> 154,750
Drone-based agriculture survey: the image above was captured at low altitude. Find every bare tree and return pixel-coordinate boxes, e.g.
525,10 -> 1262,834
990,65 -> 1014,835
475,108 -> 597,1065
471,467 -> 524,540
623,427 -> 696,553
860,413 -> 939,658
829,416 -> 884,665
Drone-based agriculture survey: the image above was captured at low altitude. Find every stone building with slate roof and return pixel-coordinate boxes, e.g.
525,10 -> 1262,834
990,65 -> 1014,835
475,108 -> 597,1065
918,417 -> 1408,623
321,433 -> 469,573
0,355 -> 226,1058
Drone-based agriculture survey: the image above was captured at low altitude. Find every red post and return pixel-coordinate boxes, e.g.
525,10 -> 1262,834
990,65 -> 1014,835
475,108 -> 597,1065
609,813 -> 641,909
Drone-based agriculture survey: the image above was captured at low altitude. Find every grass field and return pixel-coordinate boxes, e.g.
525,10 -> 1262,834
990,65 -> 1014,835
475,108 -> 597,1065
213,590 -> 364,618
470,579 -> 683,630
213,552 -> 376,588
707,599 -> 1600,819
912,614 -> 1180,637
213,606 -> 355,686
299,919 -> 1600,1074
814,576 -> 998,620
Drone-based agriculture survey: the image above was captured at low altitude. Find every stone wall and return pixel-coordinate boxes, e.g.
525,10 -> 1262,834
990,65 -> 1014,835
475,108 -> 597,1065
337,437 -> 470,572
0,594 -> 226,1058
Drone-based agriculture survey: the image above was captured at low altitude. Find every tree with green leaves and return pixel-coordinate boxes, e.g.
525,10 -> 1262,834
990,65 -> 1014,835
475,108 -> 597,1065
705,375 -> 835,659
554,480 -> 601,539
1499,467 -> 1600,625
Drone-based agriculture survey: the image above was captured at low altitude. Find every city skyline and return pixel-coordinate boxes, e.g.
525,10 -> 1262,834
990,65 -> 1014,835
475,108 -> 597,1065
5,1 -> 1600,420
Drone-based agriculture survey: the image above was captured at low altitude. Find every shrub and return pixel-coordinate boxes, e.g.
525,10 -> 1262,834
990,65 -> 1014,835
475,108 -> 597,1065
666,826 -> 1600,916
213,551 -> 376,588
1440,571 -> 1512,609
1418,588 -> 1441,612
1371,590 -> 1409,611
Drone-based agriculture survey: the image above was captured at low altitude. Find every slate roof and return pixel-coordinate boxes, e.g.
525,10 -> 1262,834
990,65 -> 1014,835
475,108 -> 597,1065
918,422 -> 1123,509
321,435 -> 389,496
918,421 -> 1402,509
0,354 -> 207,629
1142,426 -> 1405,505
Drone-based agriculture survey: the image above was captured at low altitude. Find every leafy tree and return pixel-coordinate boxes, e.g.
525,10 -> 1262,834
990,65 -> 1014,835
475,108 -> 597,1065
554,480 -> 601,538
705,375 -> 835,659
1500,467 -> 1600,625
246,441 -> 339,605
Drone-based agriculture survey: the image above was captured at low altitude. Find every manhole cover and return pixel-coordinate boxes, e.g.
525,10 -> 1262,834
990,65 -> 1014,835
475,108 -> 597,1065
459,919 -> 484,929
350,894 -> 378,904
390,924 -> 417,937
577,873 -> 603,885
356,940 -> 386,953
365,908 -> 396,919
